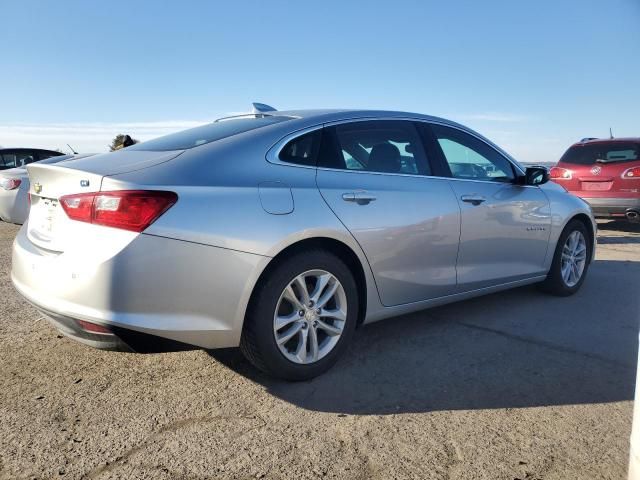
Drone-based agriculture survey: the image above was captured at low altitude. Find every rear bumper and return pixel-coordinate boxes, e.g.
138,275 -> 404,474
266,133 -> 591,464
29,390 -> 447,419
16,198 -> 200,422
11,224 -> 268,350
579,197 -> 640,218
36,303 -> 130,351
30,302 -> 198,353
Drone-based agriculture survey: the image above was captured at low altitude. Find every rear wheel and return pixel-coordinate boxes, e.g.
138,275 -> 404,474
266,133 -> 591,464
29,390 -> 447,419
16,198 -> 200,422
540,219 -> 591,296
240,250 -> 358,381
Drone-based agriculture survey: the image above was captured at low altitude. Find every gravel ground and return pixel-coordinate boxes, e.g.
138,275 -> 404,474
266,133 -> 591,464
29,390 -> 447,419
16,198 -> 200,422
1,220 -> 639,480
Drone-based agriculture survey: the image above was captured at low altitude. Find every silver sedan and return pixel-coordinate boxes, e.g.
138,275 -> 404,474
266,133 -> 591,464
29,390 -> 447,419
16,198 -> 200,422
11,106 -> 596,380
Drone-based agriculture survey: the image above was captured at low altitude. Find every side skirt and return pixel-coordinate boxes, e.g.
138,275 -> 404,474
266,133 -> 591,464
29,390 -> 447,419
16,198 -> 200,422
364,275 -> 547,324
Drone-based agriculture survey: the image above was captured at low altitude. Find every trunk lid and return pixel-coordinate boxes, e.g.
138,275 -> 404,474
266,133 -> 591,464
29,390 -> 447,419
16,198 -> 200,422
25,149 -> 183,252
26,164 -> 105,252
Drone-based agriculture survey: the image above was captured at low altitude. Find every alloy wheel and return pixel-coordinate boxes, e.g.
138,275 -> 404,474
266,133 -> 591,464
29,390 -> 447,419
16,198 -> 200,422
273,269 -> 347,364
560,230 -> 587,287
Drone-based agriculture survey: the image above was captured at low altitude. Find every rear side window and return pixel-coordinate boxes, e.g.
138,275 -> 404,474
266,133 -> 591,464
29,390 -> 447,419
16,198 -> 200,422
127,116 -> 292,152
279,130 -> 322,166
320,120 -> 431,175
560,143 -> 640,165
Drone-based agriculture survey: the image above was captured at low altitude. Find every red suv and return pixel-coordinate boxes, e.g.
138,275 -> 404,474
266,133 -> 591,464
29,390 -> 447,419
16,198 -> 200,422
550,138 -> 640,222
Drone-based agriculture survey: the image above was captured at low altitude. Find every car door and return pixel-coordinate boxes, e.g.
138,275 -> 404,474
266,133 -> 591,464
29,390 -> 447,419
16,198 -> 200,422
315,120 -> 461,307
427,122 -> 551,292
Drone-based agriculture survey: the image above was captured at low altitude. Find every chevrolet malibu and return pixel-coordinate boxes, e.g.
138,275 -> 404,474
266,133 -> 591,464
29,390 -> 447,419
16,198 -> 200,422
12,106 -> 596,380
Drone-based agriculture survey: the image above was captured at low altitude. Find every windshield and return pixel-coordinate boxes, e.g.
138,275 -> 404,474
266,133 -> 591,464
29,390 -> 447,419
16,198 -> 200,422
127,116 -> 292,152
560,142 -> 640,165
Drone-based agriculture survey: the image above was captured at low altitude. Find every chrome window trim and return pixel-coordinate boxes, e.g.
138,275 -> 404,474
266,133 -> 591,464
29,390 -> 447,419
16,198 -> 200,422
265,116 -> 528,182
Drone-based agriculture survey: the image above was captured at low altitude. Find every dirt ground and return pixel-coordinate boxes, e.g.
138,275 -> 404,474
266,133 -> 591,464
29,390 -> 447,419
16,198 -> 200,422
1,220 -> 639,480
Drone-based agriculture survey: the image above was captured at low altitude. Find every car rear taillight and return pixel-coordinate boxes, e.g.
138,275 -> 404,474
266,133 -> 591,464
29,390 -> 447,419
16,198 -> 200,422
622,166 -> 640,179
550,167 -> 572,179
0,178 -> 22,190
60,190 -> 177,232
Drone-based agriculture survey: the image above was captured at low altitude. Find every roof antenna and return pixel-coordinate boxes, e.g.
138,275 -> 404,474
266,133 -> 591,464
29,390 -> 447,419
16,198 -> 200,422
609,128 -> 614,139
252,102 -> 277,114
67,143 -> 78,154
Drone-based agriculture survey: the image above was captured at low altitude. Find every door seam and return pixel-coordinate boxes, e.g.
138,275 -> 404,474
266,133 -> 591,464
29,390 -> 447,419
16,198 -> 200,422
313,167 -> 387,307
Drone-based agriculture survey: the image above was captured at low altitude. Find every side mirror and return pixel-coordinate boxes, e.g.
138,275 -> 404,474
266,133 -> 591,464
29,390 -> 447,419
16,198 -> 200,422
521,166 -> 549,186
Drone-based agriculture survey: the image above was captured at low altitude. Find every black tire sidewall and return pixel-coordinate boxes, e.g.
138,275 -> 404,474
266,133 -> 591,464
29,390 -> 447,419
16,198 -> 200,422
243,250 -> 359,381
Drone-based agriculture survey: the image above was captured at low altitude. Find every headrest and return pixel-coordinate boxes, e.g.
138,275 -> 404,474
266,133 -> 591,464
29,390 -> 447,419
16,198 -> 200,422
368,143 -> 401,173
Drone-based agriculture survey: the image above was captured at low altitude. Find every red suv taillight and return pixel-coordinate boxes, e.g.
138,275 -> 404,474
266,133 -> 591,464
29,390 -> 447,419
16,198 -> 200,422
621,166 -> 640,179
550,167 -> 572,179
60,190 -> 178,232
0,178 -> 22,190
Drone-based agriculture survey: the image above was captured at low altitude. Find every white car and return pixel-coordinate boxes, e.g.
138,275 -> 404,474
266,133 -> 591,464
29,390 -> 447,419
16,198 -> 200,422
0,154 -> 94,224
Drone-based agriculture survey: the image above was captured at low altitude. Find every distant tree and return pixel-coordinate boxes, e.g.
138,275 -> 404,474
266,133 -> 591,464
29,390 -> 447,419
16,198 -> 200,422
108,134 -> 139,151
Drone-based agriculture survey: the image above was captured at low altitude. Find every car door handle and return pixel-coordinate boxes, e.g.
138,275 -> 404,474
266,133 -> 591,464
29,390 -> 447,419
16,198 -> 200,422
342,192 -> 377,205
460,195 -> 486,206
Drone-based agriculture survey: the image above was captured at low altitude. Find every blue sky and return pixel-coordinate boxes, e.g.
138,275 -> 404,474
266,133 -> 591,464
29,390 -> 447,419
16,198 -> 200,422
1,0 -> 638,162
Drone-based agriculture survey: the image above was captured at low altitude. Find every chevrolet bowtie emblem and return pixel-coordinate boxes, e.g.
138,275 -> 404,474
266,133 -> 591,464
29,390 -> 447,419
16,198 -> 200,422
34,183 -> 42,194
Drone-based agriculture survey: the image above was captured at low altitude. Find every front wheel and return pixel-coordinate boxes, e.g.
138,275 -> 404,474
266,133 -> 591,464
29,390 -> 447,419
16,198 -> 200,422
240,250 -> 358,381
540,219 -> 592,296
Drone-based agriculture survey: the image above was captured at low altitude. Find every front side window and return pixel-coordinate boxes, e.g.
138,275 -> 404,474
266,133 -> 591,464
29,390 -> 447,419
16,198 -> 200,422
321,120 -> 430,175
431,124 -> 515,182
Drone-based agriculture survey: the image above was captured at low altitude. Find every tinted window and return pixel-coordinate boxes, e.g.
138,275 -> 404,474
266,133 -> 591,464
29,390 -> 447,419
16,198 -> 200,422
127,116 -> 292,152
1,151 -> 35,168
322,120 -> 430,175
279,130 -> 322,166
0,154 -> 16,167
560,143 -> 640,165
36,150 -> 62,161
431,124 -> 515,182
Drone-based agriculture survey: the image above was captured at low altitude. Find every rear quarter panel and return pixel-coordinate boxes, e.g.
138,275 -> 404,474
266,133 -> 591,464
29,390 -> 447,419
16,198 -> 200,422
102,136 -> 383,329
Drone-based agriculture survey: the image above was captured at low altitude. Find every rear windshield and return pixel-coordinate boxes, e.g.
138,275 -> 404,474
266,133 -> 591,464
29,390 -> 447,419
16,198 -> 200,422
127,116 -> 292,152
37,154 -> 73,165
560,143 -> 640,165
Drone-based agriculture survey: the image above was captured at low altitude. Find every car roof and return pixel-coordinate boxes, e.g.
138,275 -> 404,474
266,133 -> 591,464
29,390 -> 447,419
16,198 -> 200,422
219,108 -> 523,172
274,108 -> 461,126
265,109 -> 476,142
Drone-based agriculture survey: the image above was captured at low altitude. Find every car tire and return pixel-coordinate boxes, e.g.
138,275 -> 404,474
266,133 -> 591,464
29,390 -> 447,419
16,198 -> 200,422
539,219 -> 592,296
240,249 -> 359,381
